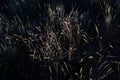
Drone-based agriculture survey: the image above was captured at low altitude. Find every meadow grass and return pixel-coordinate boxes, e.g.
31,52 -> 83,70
0,0 -> 120,80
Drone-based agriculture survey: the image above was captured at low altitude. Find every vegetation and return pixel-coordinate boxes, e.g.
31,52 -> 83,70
0,0 -> 120,80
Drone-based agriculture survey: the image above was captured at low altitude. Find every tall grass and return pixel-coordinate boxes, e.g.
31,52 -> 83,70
0,0 -> 120,80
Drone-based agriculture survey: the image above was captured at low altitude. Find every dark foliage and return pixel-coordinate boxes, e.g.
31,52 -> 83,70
0,0 -> 120,80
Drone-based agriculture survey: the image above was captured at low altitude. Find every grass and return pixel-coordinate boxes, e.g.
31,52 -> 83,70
0,0 -> 120,80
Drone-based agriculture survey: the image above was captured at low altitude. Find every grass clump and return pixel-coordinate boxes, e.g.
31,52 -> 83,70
0,0 -> 120,80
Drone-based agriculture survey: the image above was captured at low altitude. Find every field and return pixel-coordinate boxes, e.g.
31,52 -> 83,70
0,0 -> 120,80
